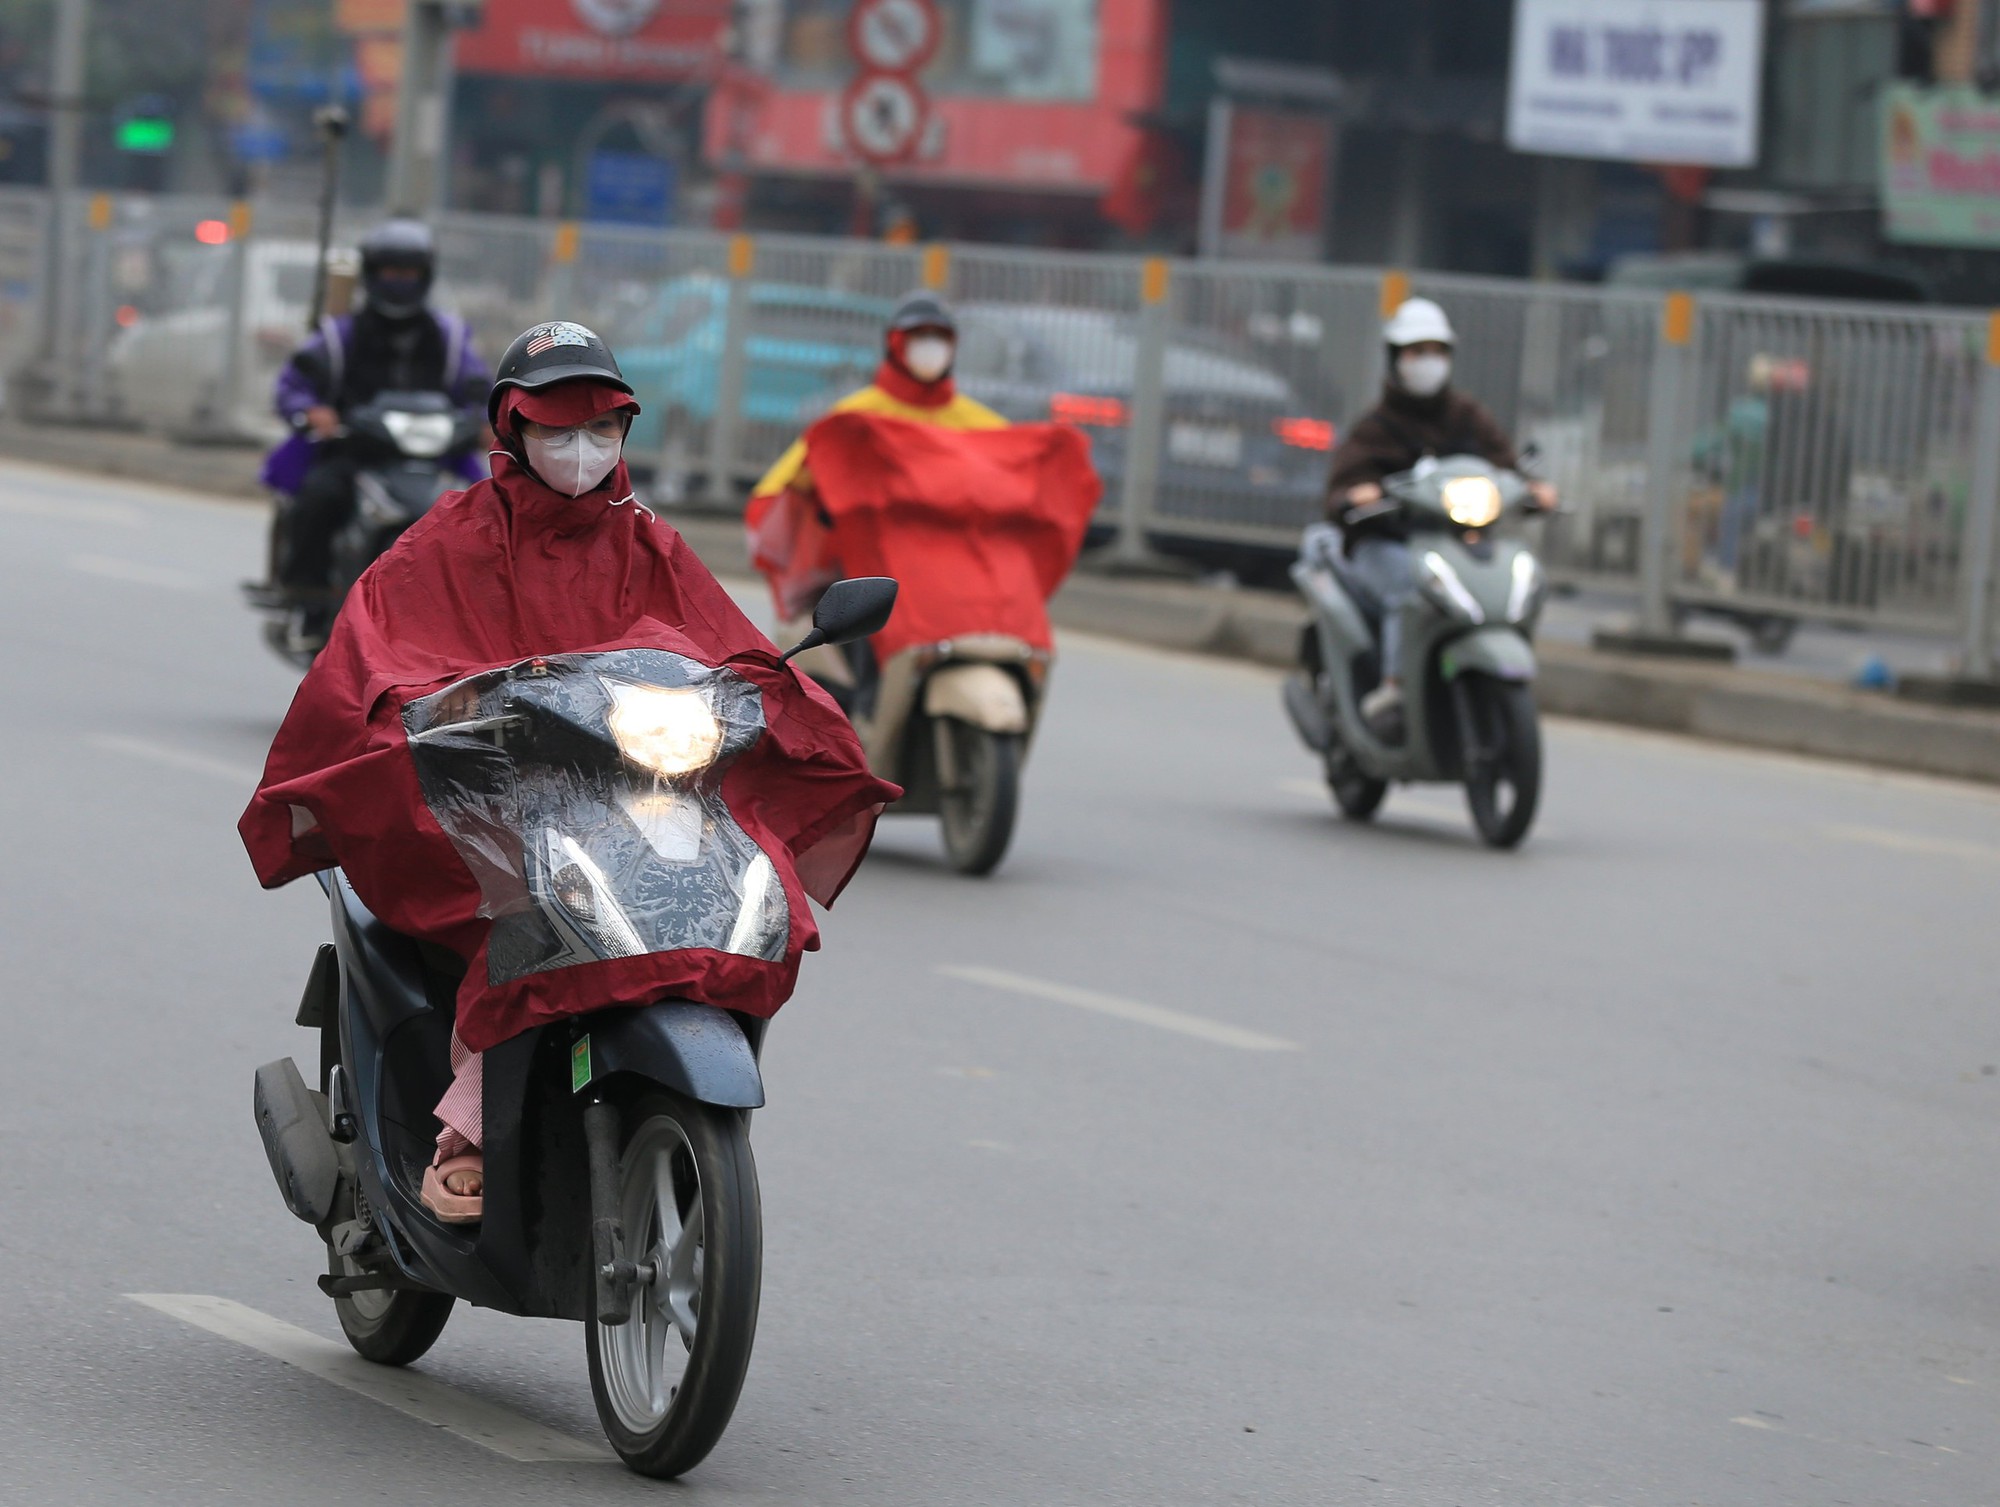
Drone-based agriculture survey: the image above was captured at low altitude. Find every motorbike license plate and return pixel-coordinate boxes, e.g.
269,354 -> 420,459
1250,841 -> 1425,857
1168,422 -> 1243,468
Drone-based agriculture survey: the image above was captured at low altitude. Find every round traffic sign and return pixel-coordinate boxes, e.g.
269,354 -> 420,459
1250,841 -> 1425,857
847,0 -> 940,74
841,71 -> 928,165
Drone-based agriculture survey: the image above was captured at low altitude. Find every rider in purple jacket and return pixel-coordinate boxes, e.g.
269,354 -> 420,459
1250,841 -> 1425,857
263,220 -> 490,602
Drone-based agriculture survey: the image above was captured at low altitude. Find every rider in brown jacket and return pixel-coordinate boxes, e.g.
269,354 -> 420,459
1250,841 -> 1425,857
1326,298 -> 1554,738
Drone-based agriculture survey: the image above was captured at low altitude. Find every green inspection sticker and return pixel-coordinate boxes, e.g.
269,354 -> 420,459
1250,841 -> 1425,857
571,1036 -> 592,1093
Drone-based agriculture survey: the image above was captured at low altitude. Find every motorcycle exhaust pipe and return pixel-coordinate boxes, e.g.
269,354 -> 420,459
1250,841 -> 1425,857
252,1058 -> 341,1226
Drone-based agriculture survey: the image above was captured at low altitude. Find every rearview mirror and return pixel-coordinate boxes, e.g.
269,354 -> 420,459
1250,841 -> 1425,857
781,577 -> 899,663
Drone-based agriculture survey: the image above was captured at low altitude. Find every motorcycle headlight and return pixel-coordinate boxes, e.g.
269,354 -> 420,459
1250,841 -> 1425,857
382,410 -> 456,458
1420,551 -> 1487,625
604,680 -> 724,778
1507,550 -> 1545,624
1442,476 -> 1503,529
544,832 -> 645,958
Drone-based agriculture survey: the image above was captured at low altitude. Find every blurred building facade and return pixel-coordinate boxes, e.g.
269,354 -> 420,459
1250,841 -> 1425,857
8,0 -> 2000,300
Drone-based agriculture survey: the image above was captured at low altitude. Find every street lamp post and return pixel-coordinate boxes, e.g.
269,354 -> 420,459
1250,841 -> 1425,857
386,0 -> 482,217
35,0 -> 89,414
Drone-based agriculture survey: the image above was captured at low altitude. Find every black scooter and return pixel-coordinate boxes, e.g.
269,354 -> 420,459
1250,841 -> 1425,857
249,389 -> 484,668
253,578 -> 898,1479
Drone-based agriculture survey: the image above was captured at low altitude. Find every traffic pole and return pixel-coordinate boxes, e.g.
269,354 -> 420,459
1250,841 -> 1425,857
704,234 -> 756,509
1592,291 -> 1733,660
1957,312 -> 2000,681
1110,257 -> 1174,571
34,0 -> 88,415
387,0 -> 479,216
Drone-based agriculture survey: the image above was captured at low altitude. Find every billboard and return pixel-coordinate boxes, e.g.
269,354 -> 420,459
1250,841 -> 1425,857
455,0 -> 733,82
1507,0 -> 1765,168
1883,84 -> 2000,249
1206,107 -> 1333,262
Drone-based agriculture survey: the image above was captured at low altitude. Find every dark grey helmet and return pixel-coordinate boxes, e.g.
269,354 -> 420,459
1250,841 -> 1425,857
359,218 -> 436,317
888,290 -> 957,335
488,320 -> 636,424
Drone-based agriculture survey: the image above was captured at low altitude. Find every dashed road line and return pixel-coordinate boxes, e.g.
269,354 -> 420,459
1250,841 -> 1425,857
127,1294 -> 614,1464
1823,823 -> 2000,864
70,552 -> 205,590
88,733 -> 261,786
938,964 -> 1300,1053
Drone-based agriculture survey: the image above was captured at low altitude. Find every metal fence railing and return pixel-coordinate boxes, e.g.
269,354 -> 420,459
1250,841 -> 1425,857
14,189 -> 2000,667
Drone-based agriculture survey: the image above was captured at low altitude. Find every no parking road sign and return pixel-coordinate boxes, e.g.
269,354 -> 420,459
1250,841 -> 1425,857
847,0 -> 940,74
842,71 -> 929,165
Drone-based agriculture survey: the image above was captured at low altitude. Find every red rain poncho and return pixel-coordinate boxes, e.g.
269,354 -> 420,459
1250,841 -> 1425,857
798,414 -> 1102,659
240,449 -> 898,1052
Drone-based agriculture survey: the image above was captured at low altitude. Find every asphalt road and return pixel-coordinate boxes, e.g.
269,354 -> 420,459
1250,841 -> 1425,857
4,457 -> 2000,1506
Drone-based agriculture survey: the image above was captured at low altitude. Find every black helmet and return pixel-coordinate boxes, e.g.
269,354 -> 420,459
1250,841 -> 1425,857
888,290 -> 956,336
488,320 -> 636,425
359,218 -> 436,318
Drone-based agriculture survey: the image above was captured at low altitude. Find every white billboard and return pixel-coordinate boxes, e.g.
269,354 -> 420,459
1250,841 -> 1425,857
1507,0 -> 1767,168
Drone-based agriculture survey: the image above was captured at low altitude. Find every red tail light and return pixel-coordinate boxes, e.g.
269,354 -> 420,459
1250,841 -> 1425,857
1051,392 -> 1128,427
1274,417 -> 1335,451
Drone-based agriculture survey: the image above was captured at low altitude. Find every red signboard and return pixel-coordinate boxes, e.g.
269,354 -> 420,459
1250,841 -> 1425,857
454,0 -> 733,82
1217,107 -> 1332,261
703,0 -> 1169,194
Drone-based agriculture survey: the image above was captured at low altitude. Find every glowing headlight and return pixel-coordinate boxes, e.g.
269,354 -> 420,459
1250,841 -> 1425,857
1442,476 -> 1503,528
604,680 -> 723,778
1420,551 -> 1487,624
382,410 -> 456,458
1507,550 -> 1545,623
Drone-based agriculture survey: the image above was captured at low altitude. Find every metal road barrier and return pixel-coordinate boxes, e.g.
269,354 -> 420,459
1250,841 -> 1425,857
16,189 -> 2000,669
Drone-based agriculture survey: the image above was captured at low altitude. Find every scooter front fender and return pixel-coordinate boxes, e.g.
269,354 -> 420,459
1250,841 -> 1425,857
572,1002 -> 765,1110
1440,626 -> 1537,683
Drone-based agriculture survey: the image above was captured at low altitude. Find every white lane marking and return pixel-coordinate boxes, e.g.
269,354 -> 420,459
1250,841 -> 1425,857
0,491 -> 143,525
1731,1415 -> 1777,1430
70,552 -> 204,590
89,733 -> 261,786
938,965 -> 1300,1053
1823,823 -> 2000,864
127,1295 -> 614,1464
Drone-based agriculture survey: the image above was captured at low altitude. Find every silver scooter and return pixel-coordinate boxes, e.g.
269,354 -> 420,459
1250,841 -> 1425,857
1281,455 -> 1548,849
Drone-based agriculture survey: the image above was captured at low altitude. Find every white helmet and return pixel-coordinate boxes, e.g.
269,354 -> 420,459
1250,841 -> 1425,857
1383,297 -> 1455,348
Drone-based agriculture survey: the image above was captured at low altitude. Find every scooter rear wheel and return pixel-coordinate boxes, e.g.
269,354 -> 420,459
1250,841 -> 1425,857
1323,744 -> 1388,821
330,1249 -> 454,1366
586,1089 -> 762,1479
939,722 -> 1020,876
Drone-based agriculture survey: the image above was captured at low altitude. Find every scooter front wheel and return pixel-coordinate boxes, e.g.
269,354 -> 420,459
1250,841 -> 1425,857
1462,680 -> 1542,849
587,1089 -> 762,1480
938,721 -> 1021,876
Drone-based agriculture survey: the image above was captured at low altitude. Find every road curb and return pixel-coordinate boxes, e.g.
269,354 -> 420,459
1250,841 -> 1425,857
8,424 -> 1998,785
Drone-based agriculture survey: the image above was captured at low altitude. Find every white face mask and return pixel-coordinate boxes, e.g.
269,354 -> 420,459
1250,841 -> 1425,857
902,334 -> 955,383
525,426 -> 623,496
1397,352 -> 1452,398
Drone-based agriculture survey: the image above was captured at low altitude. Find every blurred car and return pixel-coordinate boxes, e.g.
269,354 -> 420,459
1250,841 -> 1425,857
949,302 -> 1335,569
617,276 -> 896,495
106,237 -> 321,442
